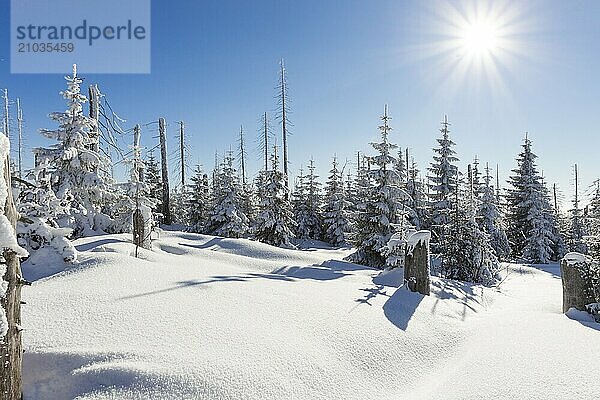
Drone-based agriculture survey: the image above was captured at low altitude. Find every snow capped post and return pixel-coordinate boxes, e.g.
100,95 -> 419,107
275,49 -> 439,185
560,253 -> 598,314
0,131 -> 28,400
404,230 -> 431,295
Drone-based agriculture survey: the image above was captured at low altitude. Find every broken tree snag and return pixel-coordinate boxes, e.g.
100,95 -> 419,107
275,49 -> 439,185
158,117 -> 171,225
560,252 -> 596,313
132,208 -> 145,248
0,139 -> 27,400
404,230 -> 431,296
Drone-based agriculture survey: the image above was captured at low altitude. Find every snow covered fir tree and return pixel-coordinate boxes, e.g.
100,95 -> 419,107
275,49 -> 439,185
322,157 -> 350,246
292,159 -> 323,241
33,65 -> 116,238
348,106 -> 413,268
205,152 -> 249,238
505,135 -> 561,264
427,115 -> 459,255
252,146 -> 295,247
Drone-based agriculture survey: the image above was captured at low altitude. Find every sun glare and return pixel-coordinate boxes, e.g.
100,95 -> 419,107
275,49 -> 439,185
405,0 -> 539,100
461,20 -> 499,56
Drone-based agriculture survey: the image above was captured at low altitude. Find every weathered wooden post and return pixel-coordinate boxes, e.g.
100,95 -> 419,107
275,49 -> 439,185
404,231 -> 431,296
560,252 -> 596,313
1,133 -> 28,399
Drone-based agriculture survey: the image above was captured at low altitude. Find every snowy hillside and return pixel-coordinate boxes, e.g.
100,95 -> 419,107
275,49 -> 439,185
21,231 -> 598,400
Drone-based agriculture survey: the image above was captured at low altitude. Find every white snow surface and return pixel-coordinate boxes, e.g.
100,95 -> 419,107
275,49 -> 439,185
23,231 -> 599,399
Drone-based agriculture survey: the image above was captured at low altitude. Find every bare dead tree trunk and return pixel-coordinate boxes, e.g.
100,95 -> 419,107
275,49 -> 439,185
179,121 -> 185,187
496,164 -> 501,204
133,208 -> 145,253
405,238 -> 431,296
88,85 -> 100,155
1,149 -> 25,400
15,99 -> 22,179
159,117 -> 171,225
553,183 -> 558,215
239,125 -> 246,186
560,255 -> 595,313
3,90 -> 9,146
278,60 -> 289,187
132,124 -> 147,252
263,112 -> 269,172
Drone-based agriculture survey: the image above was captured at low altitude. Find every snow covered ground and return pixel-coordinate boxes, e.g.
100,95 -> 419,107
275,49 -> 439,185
22,230 -> 599,399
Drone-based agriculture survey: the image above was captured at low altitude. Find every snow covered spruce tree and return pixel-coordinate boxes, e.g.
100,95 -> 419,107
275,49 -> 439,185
205,152 -> 249,238
406,158 -> 429,229
292,159 -> 323,240
347,155 -> 370,217
34,64 -> 114,237
585,180 -> 600,259
543,181 -> 566,260
170,186 -> 190,226
348,106 -> 412,268
566,165 -> 587,254
253,146 -> 295,247
394,147 -> 407,189
17,158 -> 77,262
239,182 -> 257,223
322,157 -> 350,246
506,136 -> 558,263
477,164 -> 511,260
144,151 -> 163,214
443,165 -> 500,284
186,165 -> 210,233
427,115 -> 459,254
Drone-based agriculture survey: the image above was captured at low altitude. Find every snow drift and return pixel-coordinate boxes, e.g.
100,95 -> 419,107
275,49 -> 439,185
22,231 -> 599,399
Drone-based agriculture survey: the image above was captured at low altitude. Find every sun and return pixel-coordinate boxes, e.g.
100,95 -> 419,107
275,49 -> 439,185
401,0 -> 540,100
460,20 -> 500,57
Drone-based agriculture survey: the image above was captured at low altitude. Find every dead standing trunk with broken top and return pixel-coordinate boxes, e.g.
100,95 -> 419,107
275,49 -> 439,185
0,137 -> 27,400
404,231 -> 431,296
560,253 -> 596,313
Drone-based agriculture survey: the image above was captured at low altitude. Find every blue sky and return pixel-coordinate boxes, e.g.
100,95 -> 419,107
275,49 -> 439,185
1,0 -> 599,206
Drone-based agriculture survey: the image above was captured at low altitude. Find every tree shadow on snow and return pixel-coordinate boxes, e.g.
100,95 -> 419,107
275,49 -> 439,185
118,259 -> 370,300
430,279 -> 482,321
382,285 -> 425,331
356,268 -> 486,330
529,263 -> 561,278
75,237 -> 128,252
354,285 -> 390,306
353,268 -> 423,331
